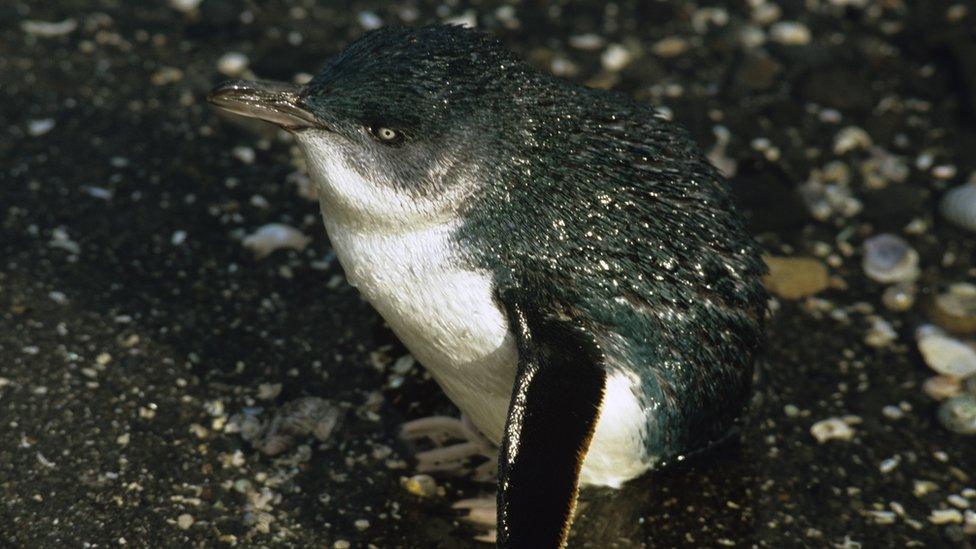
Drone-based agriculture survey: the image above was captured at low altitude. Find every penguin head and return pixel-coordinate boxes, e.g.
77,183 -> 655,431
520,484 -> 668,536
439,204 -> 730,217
209,25 -> 526,230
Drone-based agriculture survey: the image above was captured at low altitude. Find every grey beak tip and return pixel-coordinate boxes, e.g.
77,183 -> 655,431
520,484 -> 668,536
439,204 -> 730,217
205,79 -> 320,130
206,80 -> 254,105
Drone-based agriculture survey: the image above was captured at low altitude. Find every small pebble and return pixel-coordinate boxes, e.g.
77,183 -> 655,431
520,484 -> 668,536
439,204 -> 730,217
217,52 -> 250,77
833,126 -> 872,155
940,181 -> 976,233
651,36 -> 689,58
706,125 -> 736,178
882,282 -> 916,312
930,283 -> 976,334
232,146 -> 255,164
257,383 -> 282,400
601,44 -> 633,72
916,326 -> 976,378
865,317 -> 897,348
354,519 -> 370,531
948,494 -> 970,509
569,33 -> 604,50
862,234 -> 919,284
930,509 -> 964,524
933,165 -> 958,180
762,256 -> 829,299
914,480 -> 939,497
242,224 -> 311,259
169,0 -> 202,13
882,405 -> 904,420
879,456 -> 900,474
357,11 -> 383,30
21,19 -> 77,37
938,395 -> 976,435
27,119 -> 56,137
177,513 -> 194,530
401,474 -> 438,497
444,10 -> 477,28
751,3 -> 781,26
769,22 -> 811,45
923,376 -> 963,401
810,417 -> 855,443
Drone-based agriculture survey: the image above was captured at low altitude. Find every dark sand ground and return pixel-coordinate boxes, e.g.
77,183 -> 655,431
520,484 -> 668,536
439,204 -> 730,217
3,1 -> 976,547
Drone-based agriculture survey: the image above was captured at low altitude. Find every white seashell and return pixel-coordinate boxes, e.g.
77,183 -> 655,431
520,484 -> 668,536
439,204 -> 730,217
242,224 -> 311,258
862,233 -> 919,284
916,325 -> 976,378
940,181 -> 976,233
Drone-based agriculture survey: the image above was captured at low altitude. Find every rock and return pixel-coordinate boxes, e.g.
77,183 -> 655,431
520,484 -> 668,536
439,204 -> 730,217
762,256 -> 830,300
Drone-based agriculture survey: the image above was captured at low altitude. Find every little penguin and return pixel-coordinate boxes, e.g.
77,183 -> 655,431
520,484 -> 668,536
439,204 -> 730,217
208,24 -> 767,548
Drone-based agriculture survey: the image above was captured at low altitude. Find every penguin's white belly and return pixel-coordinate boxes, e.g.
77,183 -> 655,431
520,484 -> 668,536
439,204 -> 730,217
322,218 -> 651,487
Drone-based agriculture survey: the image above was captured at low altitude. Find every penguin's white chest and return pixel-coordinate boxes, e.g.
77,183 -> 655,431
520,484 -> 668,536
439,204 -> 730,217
321,217 -> 653,487
322,217 -> 520,444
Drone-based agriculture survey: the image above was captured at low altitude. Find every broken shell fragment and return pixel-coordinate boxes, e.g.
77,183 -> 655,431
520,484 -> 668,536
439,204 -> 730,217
242,223 -> 311,258
810,417 -> 855,443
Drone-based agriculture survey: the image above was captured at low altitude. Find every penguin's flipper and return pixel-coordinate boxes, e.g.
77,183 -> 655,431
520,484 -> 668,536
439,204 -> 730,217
496,298 -> 607,548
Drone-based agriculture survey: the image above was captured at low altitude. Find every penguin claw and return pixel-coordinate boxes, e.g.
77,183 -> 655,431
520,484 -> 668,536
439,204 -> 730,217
399,414 -> 497,480
454,496 -> 498,544
400,416 -> 499,542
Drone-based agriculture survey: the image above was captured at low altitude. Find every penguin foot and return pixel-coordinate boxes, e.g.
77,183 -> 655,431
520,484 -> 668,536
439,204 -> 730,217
399,415 -> 497,482
453,496 -> 498,544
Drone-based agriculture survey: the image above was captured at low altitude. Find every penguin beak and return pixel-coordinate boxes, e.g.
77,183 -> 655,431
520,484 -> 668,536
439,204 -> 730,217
207,80 -> 321,130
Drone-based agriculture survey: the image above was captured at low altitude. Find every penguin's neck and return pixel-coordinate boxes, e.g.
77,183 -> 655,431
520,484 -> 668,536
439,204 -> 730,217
319,204 -> 519,443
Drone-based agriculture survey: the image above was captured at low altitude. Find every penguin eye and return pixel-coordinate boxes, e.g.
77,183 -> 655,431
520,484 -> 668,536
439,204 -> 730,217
369,126 -> 403,145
